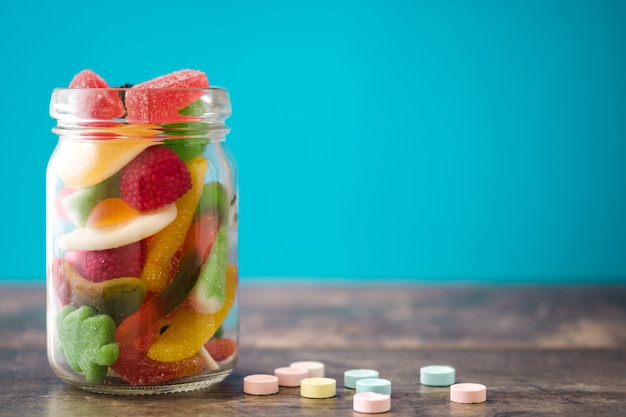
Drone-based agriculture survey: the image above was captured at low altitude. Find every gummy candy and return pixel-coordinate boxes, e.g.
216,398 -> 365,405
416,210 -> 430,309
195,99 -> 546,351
111,343 -> 205,386
86,198 -> 140,229
69,240 -> 146,282
62,260 -> 146,324
185,214 -> 219,264
115,248 -> 204,346
120,146 -> 192,211
59,173 -> 121,227
196,182 -> 230,225
139,155 -> 209,293
204,337 -> 237,362
125,69 -> 209,124
56,305 -> 119,383
53,138 -> 154,189
69,69 -> 126,120
186,225 -> 229,314
58,203 -> 177,252
147,263 -> 237,362
163,135 -> 209,161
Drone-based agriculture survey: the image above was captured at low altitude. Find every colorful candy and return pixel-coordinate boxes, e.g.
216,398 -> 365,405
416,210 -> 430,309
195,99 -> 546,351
139,156 -> 208,293
186,225 -> 229,314
56,305 -> 119,383
61,260 -> 146,324
146,262 -> 238,362
49,69 -> 238,391
111,343 -> 205,386
114,249 -> 204,346
52,138 -> 154,189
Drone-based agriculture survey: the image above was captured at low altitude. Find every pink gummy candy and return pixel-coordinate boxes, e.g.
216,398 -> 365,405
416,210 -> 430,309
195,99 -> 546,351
125,69 -> 209,124
69,69 -> 126,120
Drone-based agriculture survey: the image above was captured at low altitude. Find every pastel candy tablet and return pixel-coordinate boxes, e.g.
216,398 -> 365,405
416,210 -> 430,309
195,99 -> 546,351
290,361 -> 325,377
344,369 -> 380,389
300,377 -> 336,398
243,374 -> 279,395
353,392 -> 391,414
450,383 -> 487,403
274,366 -> 309,387
420,365 -> 455,386
355,378 -> 392,395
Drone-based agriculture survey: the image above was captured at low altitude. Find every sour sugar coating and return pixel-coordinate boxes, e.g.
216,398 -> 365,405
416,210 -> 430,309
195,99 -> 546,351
115,248 -> 204,346
120,146 -> 192,211
69,240 -> 146,283
68,69 -> 126,120
125,69 -> 209,124
139,155 -> 209,293
147,263 -> 238,362
56,305 -> 119,383
111,343 -> 205,386
186,225 -> 229,314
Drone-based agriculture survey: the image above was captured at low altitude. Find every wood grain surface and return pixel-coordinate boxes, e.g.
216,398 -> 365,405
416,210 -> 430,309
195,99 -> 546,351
1,284 -> 625,416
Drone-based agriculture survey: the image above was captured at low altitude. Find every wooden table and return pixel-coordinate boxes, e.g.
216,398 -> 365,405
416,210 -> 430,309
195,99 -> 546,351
1,284 -> 625,416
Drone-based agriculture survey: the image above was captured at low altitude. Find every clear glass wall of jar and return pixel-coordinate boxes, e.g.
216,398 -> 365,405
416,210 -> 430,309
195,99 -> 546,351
46,87 -> 238,394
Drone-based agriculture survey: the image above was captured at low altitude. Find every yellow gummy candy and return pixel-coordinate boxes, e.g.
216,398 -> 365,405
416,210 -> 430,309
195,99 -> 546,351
139,156 -> 209,293
54,138 -> 154,189
147,264 -> 238,362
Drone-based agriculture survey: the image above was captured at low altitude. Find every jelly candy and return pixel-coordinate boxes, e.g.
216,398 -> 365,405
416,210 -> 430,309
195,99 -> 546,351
68,69 -> 126,120
59,173 -> 121,227
139,156 -> 209,293
196,181 -> 230,224
62,260 -> 146,324
111,343 -> 205,386
58,203 -> 177,252
115,248 -> 204,346
56,305 -> 119,383
186,225 -> 229,314
185,214 -> 219,265
204,337 -> 237,362
125,69 -> 209,124
164,135 -> 209,161
52,138 -> 154,189
147,263 -> 237,362
86,198 -> 140,229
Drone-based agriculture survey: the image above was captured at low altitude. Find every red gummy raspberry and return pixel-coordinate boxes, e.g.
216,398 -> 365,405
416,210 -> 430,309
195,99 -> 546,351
120,146 -> 192,211
73,241 -> 147,282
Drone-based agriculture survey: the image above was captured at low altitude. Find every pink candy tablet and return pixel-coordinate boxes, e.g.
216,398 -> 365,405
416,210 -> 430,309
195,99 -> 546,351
274,366 -> 309,387
353,392 -> 391,414
243,374 -> 279,395
450,383 -> 487,403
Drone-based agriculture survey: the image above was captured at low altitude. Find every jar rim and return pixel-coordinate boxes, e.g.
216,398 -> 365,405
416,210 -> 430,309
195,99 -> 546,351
51,86 -> 228,92
50,86 -> 231,126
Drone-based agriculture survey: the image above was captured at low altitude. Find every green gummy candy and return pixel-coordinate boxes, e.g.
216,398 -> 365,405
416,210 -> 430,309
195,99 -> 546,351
188,225 -> 229,313
178,99 -> 205,116
196,182 -> 230,224
57,305 -> 119,383
61,173 -> 120,227
163,135 -> 209,161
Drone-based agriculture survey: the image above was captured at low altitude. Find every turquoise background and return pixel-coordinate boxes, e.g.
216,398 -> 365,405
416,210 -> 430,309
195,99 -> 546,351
0,0 -> 624,284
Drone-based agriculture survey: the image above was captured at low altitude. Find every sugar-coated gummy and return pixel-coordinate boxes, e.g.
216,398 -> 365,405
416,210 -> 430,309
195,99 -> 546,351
139,156 -> 208,293
56,305 -> 119,383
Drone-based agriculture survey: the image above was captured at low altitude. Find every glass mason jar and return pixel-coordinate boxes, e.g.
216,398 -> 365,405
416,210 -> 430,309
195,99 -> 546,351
46,86 -> 238,394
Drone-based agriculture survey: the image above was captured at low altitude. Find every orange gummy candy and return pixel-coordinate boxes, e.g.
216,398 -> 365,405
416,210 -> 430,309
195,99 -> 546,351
86,198 -> 140,229
147,264 -> 238,362
139,156 -> 209,293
